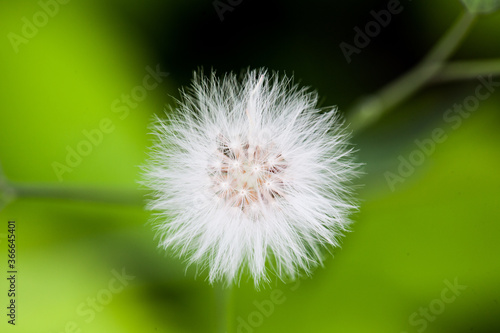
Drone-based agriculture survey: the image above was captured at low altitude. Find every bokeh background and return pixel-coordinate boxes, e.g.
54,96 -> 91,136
1,0 -> 499,332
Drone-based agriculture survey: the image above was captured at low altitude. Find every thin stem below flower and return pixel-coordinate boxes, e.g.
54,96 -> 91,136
347,11 -> 477,134
216,284 -> 234,333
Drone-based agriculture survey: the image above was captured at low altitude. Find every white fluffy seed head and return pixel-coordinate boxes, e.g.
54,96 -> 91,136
142,69 -> 360,287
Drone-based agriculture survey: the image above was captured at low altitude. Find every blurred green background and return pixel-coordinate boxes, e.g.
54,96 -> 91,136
1,0 -> 499,332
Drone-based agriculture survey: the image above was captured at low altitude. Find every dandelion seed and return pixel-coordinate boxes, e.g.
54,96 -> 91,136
142,69 -> 360,287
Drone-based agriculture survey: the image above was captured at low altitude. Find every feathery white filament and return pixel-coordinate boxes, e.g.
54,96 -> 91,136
142,69 -> 360,287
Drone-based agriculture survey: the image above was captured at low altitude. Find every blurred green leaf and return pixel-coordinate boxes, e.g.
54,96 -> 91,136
461,0 -> 500,13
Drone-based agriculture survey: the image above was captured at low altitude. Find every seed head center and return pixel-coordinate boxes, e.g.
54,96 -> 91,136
210,135 -> 287,212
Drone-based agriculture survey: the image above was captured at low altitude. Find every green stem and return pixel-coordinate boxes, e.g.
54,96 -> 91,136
0,163 -> 144,208
432,58 -> 500,83
216,284 -> 234,333
347,11 -> 476,134
3,181 -> 144,206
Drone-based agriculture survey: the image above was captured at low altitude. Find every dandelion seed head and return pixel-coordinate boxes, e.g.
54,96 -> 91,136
142,69 -> 360,287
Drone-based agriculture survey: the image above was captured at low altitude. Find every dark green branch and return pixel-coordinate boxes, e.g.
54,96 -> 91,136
347,11 -> 477,134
